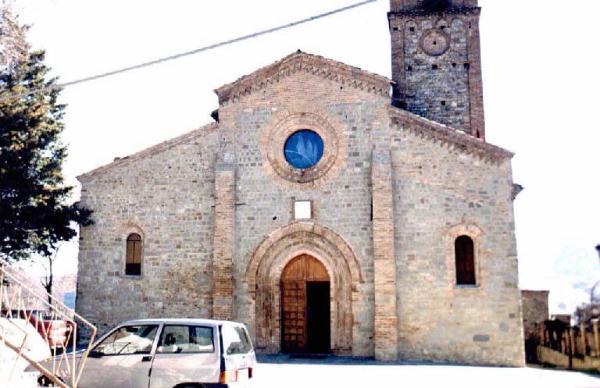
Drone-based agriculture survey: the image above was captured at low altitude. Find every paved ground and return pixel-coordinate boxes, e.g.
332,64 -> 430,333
4,356 -> 600,387
253,356 -> 600,388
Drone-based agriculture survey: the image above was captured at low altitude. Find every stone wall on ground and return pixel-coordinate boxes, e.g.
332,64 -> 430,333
390,114 -> 524,366
522,290 -> 550,339
538,346 -> 600,372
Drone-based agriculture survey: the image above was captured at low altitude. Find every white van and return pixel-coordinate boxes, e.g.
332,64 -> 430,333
35,318 -> 256,388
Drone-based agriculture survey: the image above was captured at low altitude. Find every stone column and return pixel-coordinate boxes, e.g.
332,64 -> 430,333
371,146 -> 398,361
211,158 -> 235,320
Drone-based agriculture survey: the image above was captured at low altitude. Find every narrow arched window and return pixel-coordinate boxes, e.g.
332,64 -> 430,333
126,233 -> 142,276
455,235 -> 475,285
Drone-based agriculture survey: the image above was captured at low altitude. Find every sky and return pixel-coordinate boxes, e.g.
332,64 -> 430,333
8,0 -> 600,315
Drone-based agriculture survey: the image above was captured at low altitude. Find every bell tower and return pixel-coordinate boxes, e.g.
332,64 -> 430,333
389,0 -> 485,139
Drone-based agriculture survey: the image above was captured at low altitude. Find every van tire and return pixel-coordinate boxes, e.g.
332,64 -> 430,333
38,375 -> 54,387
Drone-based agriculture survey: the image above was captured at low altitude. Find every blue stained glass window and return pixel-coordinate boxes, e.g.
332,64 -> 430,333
284,130 -> 324,169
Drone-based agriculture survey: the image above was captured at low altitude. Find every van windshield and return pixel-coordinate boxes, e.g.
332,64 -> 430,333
94,325 -> 158,355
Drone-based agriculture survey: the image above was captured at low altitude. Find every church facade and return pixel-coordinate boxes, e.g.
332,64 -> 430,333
76,0 -> 525,365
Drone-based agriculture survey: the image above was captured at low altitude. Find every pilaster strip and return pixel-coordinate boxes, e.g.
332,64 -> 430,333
212,161 -> 235,320
372,145 -> 398,361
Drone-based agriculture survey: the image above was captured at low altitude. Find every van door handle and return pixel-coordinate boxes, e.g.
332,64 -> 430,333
141,356 -> 152,362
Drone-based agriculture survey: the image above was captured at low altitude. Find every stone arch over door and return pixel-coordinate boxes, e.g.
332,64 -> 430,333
246,221 -> 363,355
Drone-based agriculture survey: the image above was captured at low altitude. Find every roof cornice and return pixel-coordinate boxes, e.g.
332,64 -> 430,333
215,51 -> 392,106
78,122 -> 218,182
388,106 -> 513,163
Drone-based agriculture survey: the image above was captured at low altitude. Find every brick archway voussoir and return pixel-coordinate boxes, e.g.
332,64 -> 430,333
245,221 -> 363,354
246,221 -> 364,293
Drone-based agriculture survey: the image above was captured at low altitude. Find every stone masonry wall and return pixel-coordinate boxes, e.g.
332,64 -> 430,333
521,290 -> 549,339
390,122 -> 525,366
389,3 -> 485,138
76,127 -> 219,335
217,70 -> 391,357
404,17 -> 470,131
76,51 -> 523,365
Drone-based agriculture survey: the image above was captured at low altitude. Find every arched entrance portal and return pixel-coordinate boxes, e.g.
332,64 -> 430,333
245,222 -> 363,355
281,255 -> 330,353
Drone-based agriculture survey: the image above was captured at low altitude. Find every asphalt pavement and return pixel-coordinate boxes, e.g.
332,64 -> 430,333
252,356 -> 600,388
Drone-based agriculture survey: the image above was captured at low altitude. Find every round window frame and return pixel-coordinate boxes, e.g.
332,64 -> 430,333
419,29 -> 451,57
264,112 -> 340,185
283,129 -> 325,170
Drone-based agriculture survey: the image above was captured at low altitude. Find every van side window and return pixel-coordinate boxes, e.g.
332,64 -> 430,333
221,325 -> 252,355
156,325 -> 214,354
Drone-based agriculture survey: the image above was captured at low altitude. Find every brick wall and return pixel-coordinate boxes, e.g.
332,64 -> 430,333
391,0 -> 478,12
372,145 -> 399,360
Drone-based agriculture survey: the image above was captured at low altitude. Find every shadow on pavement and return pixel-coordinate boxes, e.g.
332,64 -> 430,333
257,354 -> 514,368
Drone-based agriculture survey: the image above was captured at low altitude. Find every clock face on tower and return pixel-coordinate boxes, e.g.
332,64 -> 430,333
420,29 -> 450,56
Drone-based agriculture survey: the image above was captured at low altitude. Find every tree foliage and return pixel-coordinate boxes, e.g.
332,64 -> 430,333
574,303 -> 600,325
0,0 -> 29,71
0,7 -> 92,262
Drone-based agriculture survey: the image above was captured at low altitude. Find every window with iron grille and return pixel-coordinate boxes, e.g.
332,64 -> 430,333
126,233 -> 142,276
455,235 -> 476,285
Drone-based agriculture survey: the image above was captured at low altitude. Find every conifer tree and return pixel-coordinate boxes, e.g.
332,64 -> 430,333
0,1 -> 29,71
0,5 -> 92,262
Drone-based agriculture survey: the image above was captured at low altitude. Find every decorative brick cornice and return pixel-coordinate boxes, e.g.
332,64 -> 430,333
214,51 -> 392,106
388,106 -> 513,163
388,7 -> 480,19
77,122 -> 218,182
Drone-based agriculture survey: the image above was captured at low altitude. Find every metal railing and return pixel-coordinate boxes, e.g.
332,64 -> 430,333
0,265 -> 97,387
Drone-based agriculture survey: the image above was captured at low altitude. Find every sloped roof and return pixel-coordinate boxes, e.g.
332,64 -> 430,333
77,52 -> 510,180
388,106 -> 513,163
77,122 -> 218,182
214,50 -> 393,105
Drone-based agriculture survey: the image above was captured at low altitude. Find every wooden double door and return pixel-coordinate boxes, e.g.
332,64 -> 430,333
281,255 -> 331,354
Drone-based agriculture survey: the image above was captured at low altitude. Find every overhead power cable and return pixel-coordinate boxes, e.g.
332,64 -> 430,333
0,0 -> 378,103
